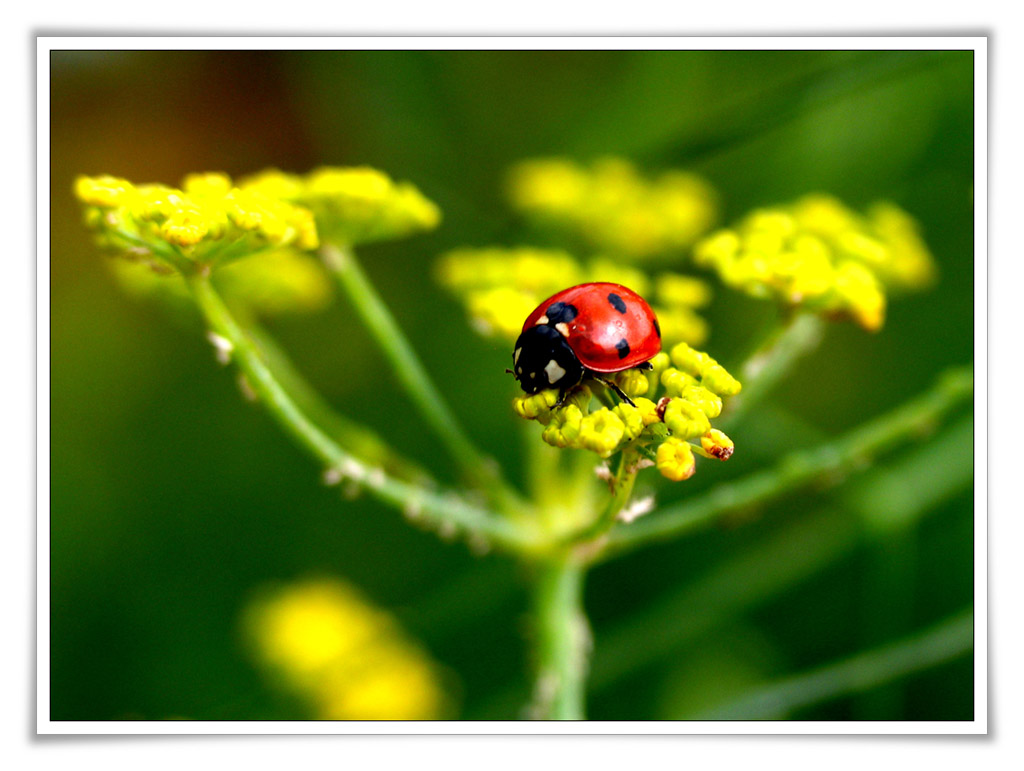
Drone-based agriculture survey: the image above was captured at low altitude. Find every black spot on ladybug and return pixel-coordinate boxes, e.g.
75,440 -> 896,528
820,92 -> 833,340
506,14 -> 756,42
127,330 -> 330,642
545,301 -> 578,325
615,338 -> 631,359
653,318 -> 661,339
607,293 -> 627,314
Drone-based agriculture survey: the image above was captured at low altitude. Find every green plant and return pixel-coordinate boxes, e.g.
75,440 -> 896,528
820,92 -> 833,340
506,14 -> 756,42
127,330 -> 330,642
74,161 -> 972,720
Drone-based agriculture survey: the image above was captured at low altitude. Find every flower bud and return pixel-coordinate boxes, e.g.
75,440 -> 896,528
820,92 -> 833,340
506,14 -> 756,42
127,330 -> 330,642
700,428 -> 735,461
656,437 -> 696,481
662,398 -> 711,440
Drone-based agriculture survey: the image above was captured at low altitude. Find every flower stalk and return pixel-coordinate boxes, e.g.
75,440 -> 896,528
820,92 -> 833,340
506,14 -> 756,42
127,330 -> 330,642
320,242 -> 526,513
529,557 -> 590,720
601,364 -> 973,559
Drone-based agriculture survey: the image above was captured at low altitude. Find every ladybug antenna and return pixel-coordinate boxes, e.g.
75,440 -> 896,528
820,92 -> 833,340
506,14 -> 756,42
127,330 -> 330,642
504,368 -> 515,375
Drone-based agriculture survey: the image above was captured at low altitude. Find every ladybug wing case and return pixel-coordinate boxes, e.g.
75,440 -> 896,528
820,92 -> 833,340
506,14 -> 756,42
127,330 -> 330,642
526,283 -> 661,374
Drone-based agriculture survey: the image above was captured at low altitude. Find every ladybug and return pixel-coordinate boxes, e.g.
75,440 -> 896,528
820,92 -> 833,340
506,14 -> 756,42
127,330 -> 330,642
510,282 -> 661,407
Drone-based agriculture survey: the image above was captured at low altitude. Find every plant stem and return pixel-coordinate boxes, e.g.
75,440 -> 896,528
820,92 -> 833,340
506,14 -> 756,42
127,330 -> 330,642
601,364 -> 973,559
564,448 -> 641,549
321,242 -> 524,512
719,313 -> 825,432
242,316 -> 432,484
690,608 -> 973,720
529,557 -> 590,720
186,271 -> 539,553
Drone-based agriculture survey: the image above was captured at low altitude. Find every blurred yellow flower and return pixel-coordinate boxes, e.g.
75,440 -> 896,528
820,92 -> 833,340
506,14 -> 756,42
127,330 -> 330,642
507,157 -> 719,261
241,166 -> 441,246
244,577 -> 451,720
693,194 -> 936,331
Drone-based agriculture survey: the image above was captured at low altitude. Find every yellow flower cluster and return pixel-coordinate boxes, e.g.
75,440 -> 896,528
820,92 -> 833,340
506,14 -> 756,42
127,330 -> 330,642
435,246 -> 711,345
506,157 -> 719,261
241,166 -> 441,245
77,166 -> 442,312
75,172 -> 319,272
512,342 -> 740,482
693,194 -> 936,331
243,577 -> 450,720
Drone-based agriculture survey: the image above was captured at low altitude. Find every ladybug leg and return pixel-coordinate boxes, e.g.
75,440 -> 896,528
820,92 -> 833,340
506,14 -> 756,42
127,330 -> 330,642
634,361 -> 654,371
591,375 -> 636,408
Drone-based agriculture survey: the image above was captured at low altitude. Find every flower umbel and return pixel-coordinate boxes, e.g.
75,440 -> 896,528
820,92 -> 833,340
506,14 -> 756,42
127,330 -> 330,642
693,194 -> 936,331
75,173 -> 319,274
241,166 -> 441,246
507,157 -> 719,261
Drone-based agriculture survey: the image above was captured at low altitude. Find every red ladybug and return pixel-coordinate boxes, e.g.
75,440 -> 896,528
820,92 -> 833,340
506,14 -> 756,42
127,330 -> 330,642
511,282 -> 661,406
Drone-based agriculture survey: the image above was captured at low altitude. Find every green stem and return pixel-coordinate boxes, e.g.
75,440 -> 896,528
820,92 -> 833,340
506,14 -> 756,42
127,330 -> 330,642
565,448 -> 641,549
691,608 -> 973,720
601,365 -> 973,559
321,242 -> 524,512
529,558 -> 590,720
241,316 -> 433,484
186,271 -> 539,553
720,313 -> 825,432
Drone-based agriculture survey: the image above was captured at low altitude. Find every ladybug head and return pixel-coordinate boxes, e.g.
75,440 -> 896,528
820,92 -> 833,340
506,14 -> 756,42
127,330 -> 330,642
511,324 -> 584,395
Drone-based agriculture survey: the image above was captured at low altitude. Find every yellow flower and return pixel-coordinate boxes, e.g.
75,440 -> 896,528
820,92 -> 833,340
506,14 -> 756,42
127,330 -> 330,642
694,193 -> 936,331
512,388 -> 560,420
661,397 -> 711,440
244,577 -> 450,720
656,437 -> 696,482
655,273 -> 713,308
507,157 -> 719,261
578,408 -> 626,457
541,403 -> 585,448
678,384 -> 723,418
436,246 -> 583,295
669,342 -> 742,396
613,368 -> 650,399
245,579 -> 386,683
612,402 -> 646,441
465,287 -> 544,339
316,643 -> 448,721
700,428 -> 735,461
632,397 -> 662,427
74,172 -> 319,274
75,174 -> 137,207
661,366 -> 698,396
244,166 -> 441,246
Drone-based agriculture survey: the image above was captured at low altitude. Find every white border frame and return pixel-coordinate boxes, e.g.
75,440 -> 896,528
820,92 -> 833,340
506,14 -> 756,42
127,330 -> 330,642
37,35 -> 987,736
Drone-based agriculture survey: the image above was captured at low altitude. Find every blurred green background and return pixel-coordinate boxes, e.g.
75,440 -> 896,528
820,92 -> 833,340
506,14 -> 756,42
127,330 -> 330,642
50,49 -> 974,721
